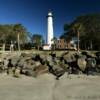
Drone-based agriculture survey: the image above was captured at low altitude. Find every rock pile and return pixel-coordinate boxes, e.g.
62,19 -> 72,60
0,51 -> 100,79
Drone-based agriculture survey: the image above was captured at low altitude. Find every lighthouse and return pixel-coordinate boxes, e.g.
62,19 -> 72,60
47,11 -> 54,48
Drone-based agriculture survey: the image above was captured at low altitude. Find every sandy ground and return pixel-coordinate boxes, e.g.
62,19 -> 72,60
0,73 -> 100,100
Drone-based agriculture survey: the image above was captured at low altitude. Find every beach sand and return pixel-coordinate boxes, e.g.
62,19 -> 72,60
0,73 -> 100,100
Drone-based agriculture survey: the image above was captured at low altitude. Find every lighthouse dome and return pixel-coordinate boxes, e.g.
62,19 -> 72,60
48,12 -> 52,16
47,11 -> 53,17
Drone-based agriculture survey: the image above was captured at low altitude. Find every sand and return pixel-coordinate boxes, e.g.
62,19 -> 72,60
0,73 -> 100,100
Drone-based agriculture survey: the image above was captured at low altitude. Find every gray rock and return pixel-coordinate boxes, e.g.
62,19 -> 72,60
61,52 -> 69,57
63,54 -> 75,63
3,58 -> 9,70
46,56 -> 52,62
33,64 -> 48,77
40,54 -> 46,60
32,54 -> 37,60
11,56 -> 20,67
22,68 -> 35,77
13,67 -> 21,78
7,68 -> 14,75
21,60 -> 41,77
35,61 -> 41,67
96,52 -> 100,58
17,58 -> 25,67
87,52 -> 96,58
78,58 -> 87,71
0,62 -> 4,73
86,58 -> 96,68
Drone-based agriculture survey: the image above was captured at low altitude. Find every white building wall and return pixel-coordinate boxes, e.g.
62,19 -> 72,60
47,12 -> 54,48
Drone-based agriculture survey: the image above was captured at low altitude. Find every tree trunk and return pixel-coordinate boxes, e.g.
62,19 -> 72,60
77,30 -> 80,51
90,40 -> 93,50
18,33 -> 20,52
38,45 -> 39,51
2,43 -> 5,53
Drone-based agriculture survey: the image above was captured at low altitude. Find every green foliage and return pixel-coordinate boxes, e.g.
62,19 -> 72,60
51,37 -> 57,51
0,24 -> 29,44
21,42 -> 33,50
32,34 -> 43,49
13,24 -> 28,44
61,13 -> 100,50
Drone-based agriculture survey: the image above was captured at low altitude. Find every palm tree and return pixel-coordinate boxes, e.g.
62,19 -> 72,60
32,34 -> 43,50
13,24 -> 27,52
72,23 -> 84,51
61,24 -> 74,49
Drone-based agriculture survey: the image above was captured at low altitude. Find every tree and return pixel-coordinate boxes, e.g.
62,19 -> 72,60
27,32 -> 33,43
0,25 -> 12,43
13,24 -> 28,52
60,24 -> 73,49
72,23 -> 84,51
61,13 -> 100,50
51,37 -> 57,51
0,24 -> 14,51
0,24 -> 29,51
32,34 -> 43,50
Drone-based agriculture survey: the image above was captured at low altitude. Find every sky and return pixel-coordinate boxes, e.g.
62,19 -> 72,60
0,0 -> 100,41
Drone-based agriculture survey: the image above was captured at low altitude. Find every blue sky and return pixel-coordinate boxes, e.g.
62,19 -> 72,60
0,0 -> 100,41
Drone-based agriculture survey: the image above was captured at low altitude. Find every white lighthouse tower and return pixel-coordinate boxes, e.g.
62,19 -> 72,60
47,11 -> 54,49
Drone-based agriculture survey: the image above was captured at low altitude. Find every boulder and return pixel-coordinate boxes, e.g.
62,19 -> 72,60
51,66 -> 65,80
63,54 -> 76,63
81,51 -> 88,56
86,58 -> 96,68
7,67 -> 14,75
21,68 -> 35,77
33,64 -> 48,77
96,65 -> 100,73
61,51 -> 69,57
48,59 -> 66,80
14,67 -> 21,78
95,52 -> 100,57
78,58 -> 87,71
82,51 -> 96,58
86,52 -> 96,58
0,61 -> 4,73
33,54 -> 41,61
85,58 -> 97,75
21,60 -> 41,77
16,58 -> 25,68
96,57 -> 100,65
3,58 -> 9,70
32,54 -> 39,61
46,56 -> 52,62
11,56 -> 20,67
39,54 -> 47,65
49,52 -> 56,58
